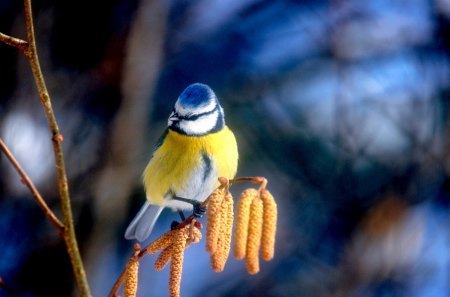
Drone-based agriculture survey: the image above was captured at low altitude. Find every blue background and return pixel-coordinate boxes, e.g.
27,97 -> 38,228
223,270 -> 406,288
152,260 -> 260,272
1,0 -> 450,296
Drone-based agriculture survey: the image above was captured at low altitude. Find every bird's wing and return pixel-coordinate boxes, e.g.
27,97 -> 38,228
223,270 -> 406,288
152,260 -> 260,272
151,128 -> 169,157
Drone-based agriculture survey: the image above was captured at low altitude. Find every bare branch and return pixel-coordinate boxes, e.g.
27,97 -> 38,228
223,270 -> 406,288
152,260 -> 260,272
0,0 -> 92,295
0,138 -> 65,233
21,0 -> 91,294
0,32 -> 29,52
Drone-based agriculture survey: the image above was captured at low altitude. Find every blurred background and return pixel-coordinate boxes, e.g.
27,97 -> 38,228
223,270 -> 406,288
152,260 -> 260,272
1,0 -> 450,296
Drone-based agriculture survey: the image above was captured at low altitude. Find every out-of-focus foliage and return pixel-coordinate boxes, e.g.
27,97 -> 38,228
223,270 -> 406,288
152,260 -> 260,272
1,0 -> 450,296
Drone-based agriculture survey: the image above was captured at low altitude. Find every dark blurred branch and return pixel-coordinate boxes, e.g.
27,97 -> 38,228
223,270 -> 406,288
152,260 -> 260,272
0,138 -> 65,233
84,0 -> 169,286
0,277 -> 20,297
0,0 -> 92,296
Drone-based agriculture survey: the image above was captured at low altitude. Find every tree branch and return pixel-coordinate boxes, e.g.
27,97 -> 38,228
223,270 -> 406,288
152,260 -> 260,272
0,1 -> 92,296
0,32 -> 28,52
0,138 -> 65,233
21,0 -> 91,295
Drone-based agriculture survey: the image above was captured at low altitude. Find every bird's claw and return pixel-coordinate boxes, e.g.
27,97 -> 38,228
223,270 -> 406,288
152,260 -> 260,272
171,221 -> 180,230
193,202 -> 206,218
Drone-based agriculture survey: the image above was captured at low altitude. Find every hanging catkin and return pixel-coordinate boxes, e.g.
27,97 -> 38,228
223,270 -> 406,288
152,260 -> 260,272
206,188 -> 225,253
210,191 -> 234,272
260,189 -> 277,261
245,195 -> 263,275
234,188 -> 258,260
124,257 -> 139,297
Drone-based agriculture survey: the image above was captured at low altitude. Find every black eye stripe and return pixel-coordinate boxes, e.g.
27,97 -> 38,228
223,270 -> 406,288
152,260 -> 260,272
177,104 -> 219,121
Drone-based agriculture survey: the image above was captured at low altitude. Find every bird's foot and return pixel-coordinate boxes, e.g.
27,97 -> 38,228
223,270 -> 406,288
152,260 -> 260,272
193,201 -> 206,218
173,196 -> 207,218
171,221 -> 180,230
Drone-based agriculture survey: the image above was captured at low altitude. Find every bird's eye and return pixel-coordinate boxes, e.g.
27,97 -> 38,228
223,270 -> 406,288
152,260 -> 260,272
186,113 -> 199,121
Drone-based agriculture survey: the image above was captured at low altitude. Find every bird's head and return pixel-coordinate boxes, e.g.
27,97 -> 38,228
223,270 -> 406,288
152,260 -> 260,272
168,83 -> 225,136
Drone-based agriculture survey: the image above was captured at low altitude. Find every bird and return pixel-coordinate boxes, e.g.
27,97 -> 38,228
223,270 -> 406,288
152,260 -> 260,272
125,83 -> 238,242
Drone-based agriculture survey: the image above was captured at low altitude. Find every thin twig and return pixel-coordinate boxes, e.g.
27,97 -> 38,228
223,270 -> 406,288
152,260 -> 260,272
108,268 -> 127,297
229,176 -> 267,189
0,138 -> 65,233
0,32 -> 28,52
108,243 -> 141,297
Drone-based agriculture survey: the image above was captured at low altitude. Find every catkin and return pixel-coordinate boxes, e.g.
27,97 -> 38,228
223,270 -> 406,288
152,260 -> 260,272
220,192 -> 234,267
147,230 -> 177,254
210,192 -> 234,272
245,196 -> 263,275
189,226 -> 203,243
206,188 -> 225,253
169,229 -> 188,297
210,245 -> 223,272
154,245 -> 173,271
124,257 -> 139,297
234,188 -> 258,260
154,225 -> 201,271
260,189 -> 277,261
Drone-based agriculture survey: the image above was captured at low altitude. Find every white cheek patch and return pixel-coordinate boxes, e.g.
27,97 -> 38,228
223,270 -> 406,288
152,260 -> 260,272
179,111 -> 219,135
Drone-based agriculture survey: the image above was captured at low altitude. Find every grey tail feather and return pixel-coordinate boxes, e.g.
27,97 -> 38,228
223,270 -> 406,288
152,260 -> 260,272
124,201 -> 164,242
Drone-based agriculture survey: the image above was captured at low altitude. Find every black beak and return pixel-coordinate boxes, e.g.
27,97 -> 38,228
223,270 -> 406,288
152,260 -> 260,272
168,111 -> 180,126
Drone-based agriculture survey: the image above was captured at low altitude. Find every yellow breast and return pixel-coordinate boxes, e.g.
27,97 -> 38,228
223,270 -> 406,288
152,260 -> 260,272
143,126 -> 238,205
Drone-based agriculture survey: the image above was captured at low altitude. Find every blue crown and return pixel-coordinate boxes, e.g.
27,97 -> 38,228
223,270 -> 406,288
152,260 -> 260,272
178,83 -> 216,108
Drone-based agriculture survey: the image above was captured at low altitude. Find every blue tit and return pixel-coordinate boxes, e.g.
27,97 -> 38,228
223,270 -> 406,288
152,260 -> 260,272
125,83 -> 238,242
